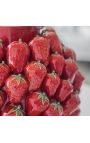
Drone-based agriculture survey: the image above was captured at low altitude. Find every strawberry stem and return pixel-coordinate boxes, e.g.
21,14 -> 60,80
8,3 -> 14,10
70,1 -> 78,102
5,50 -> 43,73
51,70 -> 56,77
13,74 -> 22,85
8,104 -> 24,116
51,101 -> 62,112
36,61 -> 43,68
38,92 -> 48,104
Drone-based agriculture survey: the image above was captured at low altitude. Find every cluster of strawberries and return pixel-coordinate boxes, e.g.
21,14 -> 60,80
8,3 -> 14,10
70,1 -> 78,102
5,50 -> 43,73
0,26 -> 84,116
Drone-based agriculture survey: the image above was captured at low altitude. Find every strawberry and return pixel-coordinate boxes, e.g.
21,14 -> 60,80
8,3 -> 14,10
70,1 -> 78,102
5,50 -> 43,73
29,36 -> 50,64
63,47 -> 76,60
73,70 -> 84,91
26,91 -> 49,116
49,53 -> 65,76
43,31 -> 62,54
6,39 -> 30,74
63,59 -> 78,80
5,74 -> 28,104
43,100 -> 63,116
24,61 -> 47,91
0,61 -> 10,87
0,90 -> 6,109
0,39 -> 4,61
63,93 -> 80,116
55,80 -> 73,102
2,103 -> 24,116
43,71 -> 60,97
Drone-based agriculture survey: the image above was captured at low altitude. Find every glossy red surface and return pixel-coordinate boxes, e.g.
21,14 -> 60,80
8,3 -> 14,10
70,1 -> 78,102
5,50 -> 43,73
55,80 -> 73,102
5,74 -> 28,104
43,100 -> 63,116
63,47 -> 76,60
6,40 -> 30,73
25,61 -> 47,91
26,92 -> 49,116
43,31 -> 62,54
43,72 -> 60,97
49,53 -> 65,76
29,37 -> 50,64
63,93 -> 80,116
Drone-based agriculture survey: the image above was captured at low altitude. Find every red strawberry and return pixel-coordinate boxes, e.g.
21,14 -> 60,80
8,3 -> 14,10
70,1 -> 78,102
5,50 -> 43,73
43,71 -> 60,97
43,100 -> 63,116
0,39 -> 4,61
2,103 -> 24,116
55,80 -> 73,102
73,70 -> 84,91
0,61 -> 10,87
43,31 -> 62,54
0,90 -> 6,109
26,91 -> 49,116
49,53 -> 65,76
63,93 -> 80,116
5,74 -> 28,104
6,39 -> 30,74
63,59 -> 78,80
24,61 -> 47,91
63,47 -> 76,60
29,36 -> 50,64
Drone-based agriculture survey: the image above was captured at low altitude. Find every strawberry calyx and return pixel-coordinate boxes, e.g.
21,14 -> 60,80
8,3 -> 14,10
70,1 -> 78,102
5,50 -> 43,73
8,104 -> 24,116
35,61 -> 43,68
16,74 -> 22,85
51,100 -> 63,112
12,74 -> 22,85
38,92 -> 49,104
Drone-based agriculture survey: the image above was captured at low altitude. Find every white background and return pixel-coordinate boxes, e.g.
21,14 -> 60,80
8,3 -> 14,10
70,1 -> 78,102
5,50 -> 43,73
0,0 -> 90,143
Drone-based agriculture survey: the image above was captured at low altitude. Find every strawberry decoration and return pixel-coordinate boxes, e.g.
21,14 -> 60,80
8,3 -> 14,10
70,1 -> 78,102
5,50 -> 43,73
6,39 -> 30,74
43,100 -> 63,116
49,53 -> 65,76
5,74 -> 28,104
26,91 -> 49,116
24,61 -> 47,91
43,71 -> 60,97
29,36 -> 50,65
0,26 -> 84,116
